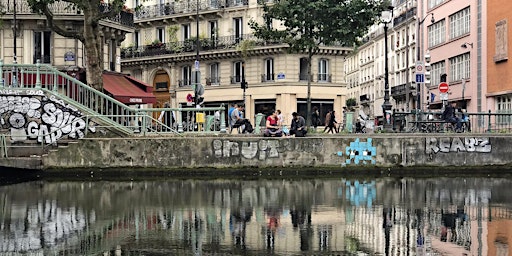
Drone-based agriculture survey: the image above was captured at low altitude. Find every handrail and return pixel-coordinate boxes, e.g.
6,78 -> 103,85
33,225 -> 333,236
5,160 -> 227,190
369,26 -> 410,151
0,60 -> 227,138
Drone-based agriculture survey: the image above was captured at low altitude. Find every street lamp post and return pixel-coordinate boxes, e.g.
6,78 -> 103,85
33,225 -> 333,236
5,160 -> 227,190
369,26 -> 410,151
381,6 -> 393,132
193,0 -> 200,107
12,0 -> 19,87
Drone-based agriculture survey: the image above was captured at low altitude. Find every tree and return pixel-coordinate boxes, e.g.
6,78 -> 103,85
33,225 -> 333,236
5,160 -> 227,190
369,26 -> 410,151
249,0 -> 389,127
26,0 -> 127,91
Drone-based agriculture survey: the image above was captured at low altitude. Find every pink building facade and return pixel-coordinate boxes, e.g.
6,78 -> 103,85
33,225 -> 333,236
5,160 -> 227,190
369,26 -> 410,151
421,0 -> 485,112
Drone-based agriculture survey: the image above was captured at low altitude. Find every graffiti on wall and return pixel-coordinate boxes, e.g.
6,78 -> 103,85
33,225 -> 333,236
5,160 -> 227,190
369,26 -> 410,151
337,138 -> 376,165
213,139 -> 323,160
425,137 -> 491,154
0,90 -> 95,144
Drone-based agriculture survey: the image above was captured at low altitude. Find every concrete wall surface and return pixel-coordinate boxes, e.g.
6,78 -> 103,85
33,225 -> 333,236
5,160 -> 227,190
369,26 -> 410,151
39,135 -> 508,170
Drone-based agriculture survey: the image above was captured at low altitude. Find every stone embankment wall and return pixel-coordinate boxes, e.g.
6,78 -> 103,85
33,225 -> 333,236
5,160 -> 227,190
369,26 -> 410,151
39,134 -> 507,170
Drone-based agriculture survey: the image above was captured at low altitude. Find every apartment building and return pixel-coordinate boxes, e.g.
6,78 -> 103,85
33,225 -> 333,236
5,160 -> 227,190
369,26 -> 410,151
421,0 -> 483,112
0,0 -> 134,81
120,0 -> 351,125
487,0 -> 512,114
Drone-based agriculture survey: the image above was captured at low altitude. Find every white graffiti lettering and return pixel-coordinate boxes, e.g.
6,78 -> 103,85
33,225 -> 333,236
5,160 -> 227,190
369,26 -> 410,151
426,137 -> 491,154
0,94 -> 94,144
213,139 -> 323,160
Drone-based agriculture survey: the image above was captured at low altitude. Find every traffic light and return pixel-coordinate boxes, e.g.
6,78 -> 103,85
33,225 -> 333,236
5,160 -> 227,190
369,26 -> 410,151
241,81 -> 248,89
424,51 -> 431,86
197,96 -> 205,106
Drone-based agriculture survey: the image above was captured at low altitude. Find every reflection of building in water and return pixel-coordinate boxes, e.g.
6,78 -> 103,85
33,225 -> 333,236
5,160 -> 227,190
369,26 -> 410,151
0,178 -> 508,255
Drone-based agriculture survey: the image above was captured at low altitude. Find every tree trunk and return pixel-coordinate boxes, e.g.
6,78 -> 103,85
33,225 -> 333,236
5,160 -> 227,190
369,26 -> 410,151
83,8 -> 104,91
306,48 -> 313,128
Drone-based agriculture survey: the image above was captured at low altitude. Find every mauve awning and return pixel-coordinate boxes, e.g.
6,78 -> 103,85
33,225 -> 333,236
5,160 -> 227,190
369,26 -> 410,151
103,72 -> 156,104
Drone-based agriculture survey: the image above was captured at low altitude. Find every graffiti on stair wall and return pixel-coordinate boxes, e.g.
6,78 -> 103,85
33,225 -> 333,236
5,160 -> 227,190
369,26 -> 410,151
0,90 -> 95,144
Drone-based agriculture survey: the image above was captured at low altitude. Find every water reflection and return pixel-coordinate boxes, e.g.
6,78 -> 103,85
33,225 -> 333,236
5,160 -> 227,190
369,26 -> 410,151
0,176 -> 510,255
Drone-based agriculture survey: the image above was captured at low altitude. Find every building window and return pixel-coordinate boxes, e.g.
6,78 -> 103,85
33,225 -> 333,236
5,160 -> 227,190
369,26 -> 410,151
180,65 -> 192,86
299,58 -> 308,81
134,31 -> 140,48
496,95 -> 512,124
449,53 -> 470,82
157,27 -> 165,43
182,24 -> 191,40
318,59 -> 329,82
209,20 -> 218,39
428,19 -> 446,48
431,61 -> 445,87
263,58 -> 274,82
207,63 -> 220,85
450,7 -> 470,39
231,61 -> 244,84
34,31 -> 51,64
428,0 -> 445,9
233,17 -> 243,43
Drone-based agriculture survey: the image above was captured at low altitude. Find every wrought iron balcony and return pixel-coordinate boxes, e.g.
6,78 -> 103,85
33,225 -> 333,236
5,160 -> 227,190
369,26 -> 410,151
317,74 -> 332,82
1,0 -> 134,28
135,0 -> 249,20
261,73 -> 274,82
391,83 -> 415,100
178,79 -> 192,87
120,34 -> 281,59
206,77 -> 221,85
33,55 -> 51,64
393,7 -> 417,27
230,76 -> 242,84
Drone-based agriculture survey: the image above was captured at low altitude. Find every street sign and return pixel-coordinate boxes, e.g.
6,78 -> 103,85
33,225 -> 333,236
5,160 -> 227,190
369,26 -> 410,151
415,74 -> 425,83
439,93 -> 448,101
439,82 -> 449,93
416,61 -> 424,74
194,60 -> 199,70
186,93 -> 193,102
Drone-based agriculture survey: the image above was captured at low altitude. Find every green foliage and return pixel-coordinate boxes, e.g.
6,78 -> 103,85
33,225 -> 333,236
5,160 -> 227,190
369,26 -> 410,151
236,39 -> 256,59
249,0 -> 389,53
346,98 -> 357,110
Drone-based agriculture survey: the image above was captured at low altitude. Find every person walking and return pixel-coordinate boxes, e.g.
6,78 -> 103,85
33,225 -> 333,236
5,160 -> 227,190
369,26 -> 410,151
325,110 -> 338,134
311,106 -> 320,130
323,110 -> 332,133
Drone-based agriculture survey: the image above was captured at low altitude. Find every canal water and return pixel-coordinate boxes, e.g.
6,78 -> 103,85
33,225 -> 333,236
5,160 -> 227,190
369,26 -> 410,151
0,171 -> 511,256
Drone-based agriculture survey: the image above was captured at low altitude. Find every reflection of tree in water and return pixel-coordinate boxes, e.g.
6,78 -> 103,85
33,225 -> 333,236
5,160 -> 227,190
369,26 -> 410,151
230,207 -> 253,251
291,206 -> 312,252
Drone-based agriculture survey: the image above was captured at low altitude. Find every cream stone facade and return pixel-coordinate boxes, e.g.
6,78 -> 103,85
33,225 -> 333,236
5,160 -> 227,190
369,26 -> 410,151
120,0 -> 351,125
0,0 -> 134,78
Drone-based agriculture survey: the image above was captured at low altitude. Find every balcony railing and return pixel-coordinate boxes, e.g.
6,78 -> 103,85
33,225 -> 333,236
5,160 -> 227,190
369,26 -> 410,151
299,73 -> 332,83
206,77 -> 221,85
135,0 -> 249,20
317,74 -> 332,82
178,79 -> 192,87
1,0 -> 134,28
33,55 -> 51,64
120,34 -> 282,59
230,76 -> 242,84
393,7 -> 417,27
261,73 -> 274,82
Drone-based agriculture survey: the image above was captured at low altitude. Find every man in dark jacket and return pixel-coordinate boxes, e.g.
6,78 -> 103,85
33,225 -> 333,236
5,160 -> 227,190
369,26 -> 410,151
290,112 -> 307,137
443,102 -> 462,131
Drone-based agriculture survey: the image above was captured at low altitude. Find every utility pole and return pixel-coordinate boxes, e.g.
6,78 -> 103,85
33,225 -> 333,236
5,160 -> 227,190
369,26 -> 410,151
194,0 -> 200,107
12,0 -> 18,87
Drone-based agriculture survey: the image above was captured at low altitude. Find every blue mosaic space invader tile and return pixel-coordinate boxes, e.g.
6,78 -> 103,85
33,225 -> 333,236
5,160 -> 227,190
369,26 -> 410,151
344,138 -> 376,165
